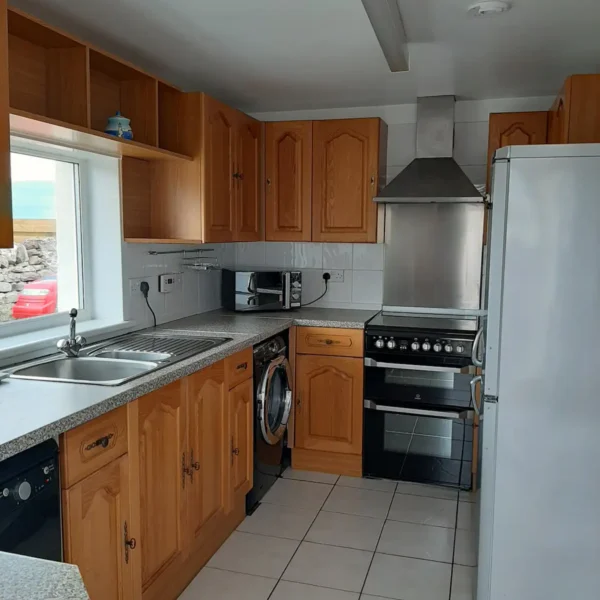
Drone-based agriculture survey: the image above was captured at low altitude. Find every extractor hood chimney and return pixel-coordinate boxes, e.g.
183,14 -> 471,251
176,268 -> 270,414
374,96 -> 484,204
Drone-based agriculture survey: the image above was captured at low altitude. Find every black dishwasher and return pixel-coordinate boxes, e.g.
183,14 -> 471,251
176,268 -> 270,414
0,439 -> 61,561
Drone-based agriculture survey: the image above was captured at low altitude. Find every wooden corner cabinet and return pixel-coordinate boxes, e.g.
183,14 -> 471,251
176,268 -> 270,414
312,118 -> 386,243
486,111 -> 548,191
265,121 -> 312,241
292,327 -> 364,477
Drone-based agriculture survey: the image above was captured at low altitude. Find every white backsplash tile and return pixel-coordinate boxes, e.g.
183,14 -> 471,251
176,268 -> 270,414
221,243 -> 237,268
318,271 -> 352,305
353,244 -> 384,270
323,243 -> 353,270
236,242 -> 266,268
352,270 -> 383,305
294,243 -> 323,268
300,269 -> 325,305
265,242 -> 295,268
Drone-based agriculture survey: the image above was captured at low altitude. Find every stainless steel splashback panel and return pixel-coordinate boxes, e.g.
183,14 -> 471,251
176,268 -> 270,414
383,203 -> 484,310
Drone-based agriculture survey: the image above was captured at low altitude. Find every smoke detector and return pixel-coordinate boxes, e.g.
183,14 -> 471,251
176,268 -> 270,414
468,1 -> 511,16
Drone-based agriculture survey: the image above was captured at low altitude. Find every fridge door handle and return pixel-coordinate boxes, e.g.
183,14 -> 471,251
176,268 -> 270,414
470,375 -> 483,416
472,327 -> 485,367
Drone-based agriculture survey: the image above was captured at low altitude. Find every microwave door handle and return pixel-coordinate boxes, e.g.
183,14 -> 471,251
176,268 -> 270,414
283,272 -> 291,309
364,399 -> 471,420
472,327 -> 485,367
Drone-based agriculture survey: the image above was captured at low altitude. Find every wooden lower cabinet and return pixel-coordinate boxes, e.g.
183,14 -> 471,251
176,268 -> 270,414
295,354 -> 363,455
128,380 -> 188,600
229,377 -> 253,500
63,454 -> 140,600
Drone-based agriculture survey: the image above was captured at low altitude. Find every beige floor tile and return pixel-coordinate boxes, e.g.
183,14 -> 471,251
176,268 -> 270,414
262,478 -> 333,510
238,503 -> 318,540
457,501 -> 477,531
395,482 -> 458,501
454,528 -> 477,566
337,476 -> 397,493
271,581 -> 360,600
283,541 -> 372,593
306,511 -> 385,551
282,468 -> 340,484
377,520 -> 455,563
450,565 -> 476,600
459,490 -> 478,504
178,568 -> 276,599
323,485 -> 393,519
387,493 -> 457,529
207,531 -> 299,578
363,553 -> 451,600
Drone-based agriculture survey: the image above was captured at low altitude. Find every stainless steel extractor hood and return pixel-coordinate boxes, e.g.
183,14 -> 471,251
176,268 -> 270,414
374,96 -> 484,204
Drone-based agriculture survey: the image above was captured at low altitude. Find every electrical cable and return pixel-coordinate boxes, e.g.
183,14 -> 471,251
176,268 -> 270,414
140,281 -> 157,327
301,275 -> 330,307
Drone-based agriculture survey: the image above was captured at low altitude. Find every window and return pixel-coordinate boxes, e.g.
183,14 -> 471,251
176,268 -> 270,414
1,148 -> 84,331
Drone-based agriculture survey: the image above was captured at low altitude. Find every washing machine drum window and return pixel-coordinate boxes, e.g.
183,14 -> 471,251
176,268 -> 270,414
258,355 -> 292,445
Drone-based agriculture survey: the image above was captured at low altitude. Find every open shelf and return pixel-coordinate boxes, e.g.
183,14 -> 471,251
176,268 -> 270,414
89,49 -> 158,147
10,109 -> 192,161
7,9 -> 88,128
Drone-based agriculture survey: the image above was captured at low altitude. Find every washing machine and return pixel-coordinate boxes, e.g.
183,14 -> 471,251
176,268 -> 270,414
246,333 -> 293,513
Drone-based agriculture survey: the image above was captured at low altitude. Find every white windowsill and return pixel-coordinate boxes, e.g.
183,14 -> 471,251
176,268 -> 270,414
0,319 -> 139,368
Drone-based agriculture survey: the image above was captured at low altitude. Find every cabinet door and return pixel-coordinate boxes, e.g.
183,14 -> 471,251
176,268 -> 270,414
548,84 -> 568,145
128,381 -> 187,598
229,378 -> 253,498
559,75 -> 600,143
486,112 -> 548,191
265,121 -> 312,241
312,118 -> 379,243
235,115 -> 262,241
203,95 -> 235,242
0,0 -> 13,249
63,455 -> 141,600
295,355 -> 363,454
186,361 -> 228,550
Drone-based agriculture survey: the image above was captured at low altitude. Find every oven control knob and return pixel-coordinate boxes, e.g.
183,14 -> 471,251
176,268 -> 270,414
374,338 -> 385,349
15,481 -> 31,501
444,344 -> 453,353
387,339 -> 397,350
421,341 -> 431,352
433,343 -> 442,353
411,341 -> 420,351
456,344 -> 465,354
1,488 -> 8,498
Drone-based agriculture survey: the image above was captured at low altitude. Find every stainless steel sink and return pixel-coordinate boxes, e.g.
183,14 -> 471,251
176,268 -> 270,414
10,332 -> 232,386
11,356 -> 158,386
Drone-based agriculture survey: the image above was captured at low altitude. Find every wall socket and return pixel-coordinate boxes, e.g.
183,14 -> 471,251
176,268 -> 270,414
129,278 -> 145,296
324,270 -> 344,283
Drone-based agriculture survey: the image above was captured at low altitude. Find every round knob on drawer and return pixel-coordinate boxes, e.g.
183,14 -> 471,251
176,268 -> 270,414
444,344 -> 453,353
433,343 -> 442,353
374,338 -> 385,349
411,341 -> 420,351
387,339 -> 397,350
15,481 -> 31,501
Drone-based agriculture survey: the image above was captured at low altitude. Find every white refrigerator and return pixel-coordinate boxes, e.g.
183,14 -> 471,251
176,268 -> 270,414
477,144 -> 600,600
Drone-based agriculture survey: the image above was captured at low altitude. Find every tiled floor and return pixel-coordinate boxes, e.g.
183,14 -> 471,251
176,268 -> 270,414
178,470 -> 479,600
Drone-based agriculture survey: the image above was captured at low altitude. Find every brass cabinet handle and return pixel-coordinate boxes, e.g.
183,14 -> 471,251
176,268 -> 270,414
182,452 -> 190,488
231,437 -> 235,466
85,433 -> 114,451
371,175 -> 376,185
296,395 -> 301,410
236,362 -> 248,371
266,178 -> 272,186
124,521 -> 136,564
188,449 -> 199,482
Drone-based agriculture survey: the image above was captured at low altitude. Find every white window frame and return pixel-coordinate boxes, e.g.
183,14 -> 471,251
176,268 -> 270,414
0,139 -> 93,338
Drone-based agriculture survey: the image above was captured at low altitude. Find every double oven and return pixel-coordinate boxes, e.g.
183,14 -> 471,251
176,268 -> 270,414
363,315 -> 481,489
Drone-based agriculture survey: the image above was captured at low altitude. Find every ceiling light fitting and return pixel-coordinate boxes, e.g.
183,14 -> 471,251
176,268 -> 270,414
362,0 -> 409,73
468,1 -> 511,17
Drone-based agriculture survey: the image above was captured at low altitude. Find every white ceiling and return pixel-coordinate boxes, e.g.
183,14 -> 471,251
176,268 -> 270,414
10,0 -> 600,113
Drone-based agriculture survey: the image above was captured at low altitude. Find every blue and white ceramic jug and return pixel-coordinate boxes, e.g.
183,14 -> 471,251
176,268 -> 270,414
105,112 -> 133,140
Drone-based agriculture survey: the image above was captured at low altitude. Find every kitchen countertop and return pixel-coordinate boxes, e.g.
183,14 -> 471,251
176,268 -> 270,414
0,552 -> 89,599
0,308 -> 378,462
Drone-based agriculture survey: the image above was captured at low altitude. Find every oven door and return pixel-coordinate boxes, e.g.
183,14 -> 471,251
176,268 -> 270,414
363,358 -> 475,488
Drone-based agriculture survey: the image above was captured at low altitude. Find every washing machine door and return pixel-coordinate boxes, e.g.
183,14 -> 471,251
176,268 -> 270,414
257,355 -> 293,445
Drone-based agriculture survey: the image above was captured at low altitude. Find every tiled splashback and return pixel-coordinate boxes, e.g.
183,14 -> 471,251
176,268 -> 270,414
224,242 -> 384,310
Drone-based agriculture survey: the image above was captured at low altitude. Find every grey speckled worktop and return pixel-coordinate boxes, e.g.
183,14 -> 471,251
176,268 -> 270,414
0,308 -> 378,462
0,552 -> 89,599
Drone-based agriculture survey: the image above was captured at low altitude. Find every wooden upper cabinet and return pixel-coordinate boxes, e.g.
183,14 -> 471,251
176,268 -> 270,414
0,0 -> 13,249
548,75 -> 600,144
63,455 -> 141,600
234,114 -> 262,241
295,354 -> 363,455
265,121 -> 312,241
127,381 -> 187,599
185,362 -> 228,549
202,95 -> 236,242
486,111 -> 548,190
312,118 -> 382,243
229,378 -> 253,500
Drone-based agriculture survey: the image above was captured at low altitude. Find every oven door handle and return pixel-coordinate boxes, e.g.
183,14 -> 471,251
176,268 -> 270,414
364,357 -> 464,373
364,399 -> 473,420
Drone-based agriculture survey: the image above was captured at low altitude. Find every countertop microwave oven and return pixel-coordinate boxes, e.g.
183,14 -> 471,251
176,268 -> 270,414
222,269 -> 302,312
